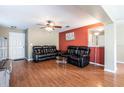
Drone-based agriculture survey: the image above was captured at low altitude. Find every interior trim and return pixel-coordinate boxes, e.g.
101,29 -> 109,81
104,68 -> 117,73
90,62 -> 104,67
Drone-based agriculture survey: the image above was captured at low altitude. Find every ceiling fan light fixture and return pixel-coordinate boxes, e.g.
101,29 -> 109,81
45,27 -> 53,31
49,23 -> 54,26
39,20 -> 62,31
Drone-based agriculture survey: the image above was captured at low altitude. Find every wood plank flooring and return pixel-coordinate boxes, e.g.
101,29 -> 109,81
10,60 -> 124,87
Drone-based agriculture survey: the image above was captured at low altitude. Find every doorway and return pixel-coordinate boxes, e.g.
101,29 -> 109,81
9,32 -> 25,60
88,26 -> 105,66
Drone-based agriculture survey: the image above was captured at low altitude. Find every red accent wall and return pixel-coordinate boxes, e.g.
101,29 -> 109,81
90,47 -> 104,65
59,23 -> 103,51
59,27 -> 88,51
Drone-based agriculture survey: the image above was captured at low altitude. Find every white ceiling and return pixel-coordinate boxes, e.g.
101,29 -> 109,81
0,5 -> 111,31
102,6 -> 124,21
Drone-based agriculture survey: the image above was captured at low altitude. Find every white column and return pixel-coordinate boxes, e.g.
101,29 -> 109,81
104,23 -> 117,73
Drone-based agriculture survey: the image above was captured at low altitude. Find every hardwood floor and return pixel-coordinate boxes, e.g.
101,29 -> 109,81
10,60 -> 124,87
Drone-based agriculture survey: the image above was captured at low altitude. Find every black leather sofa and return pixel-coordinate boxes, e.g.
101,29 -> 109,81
33,45 -> 58,62
66,46 -> 90,67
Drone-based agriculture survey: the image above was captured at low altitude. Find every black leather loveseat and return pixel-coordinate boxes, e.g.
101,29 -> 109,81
33,45 -> 58,62
66,46 -> 90,67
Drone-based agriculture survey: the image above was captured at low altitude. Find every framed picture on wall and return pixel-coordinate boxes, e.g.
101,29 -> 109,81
66,32 -> 75,40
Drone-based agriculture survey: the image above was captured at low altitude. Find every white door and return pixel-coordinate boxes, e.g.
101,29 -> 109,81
9,32 -> 25,60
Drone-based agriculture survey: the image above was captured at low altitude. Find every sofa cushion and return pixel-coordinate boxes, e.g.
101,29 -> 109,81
38,54 -> 48,58
47,53 -> 56,56
69,55 -> 79,60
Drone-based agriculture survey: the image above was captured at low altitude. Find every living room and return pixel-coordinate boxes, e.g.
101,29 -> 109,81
0,4 -> 124,89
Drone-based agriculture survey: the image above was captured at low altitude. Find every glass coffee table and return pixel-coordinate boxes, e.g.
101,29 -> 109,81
56,56 -> 67,64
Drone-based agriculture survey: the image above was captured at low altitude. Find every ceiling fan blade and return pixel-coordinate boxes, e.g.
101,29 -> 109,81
40,27 -> 46,29
54,26 -> 62,28
36,23 -> 41,25
36,23 -> 46,26
36,23 -> 43,25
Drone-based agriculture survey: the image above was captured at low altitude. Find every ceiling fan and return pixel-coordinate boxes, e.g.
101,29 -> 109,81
37,20 -> 62,31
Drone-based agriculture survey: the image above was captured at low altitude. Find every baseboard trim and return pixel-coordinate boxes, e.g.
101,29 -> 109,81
117,61 -> 124,64
104,68 -> 116,73
24,58 -> 33,61
28,58 -> 33,61
90,62 -> 104,67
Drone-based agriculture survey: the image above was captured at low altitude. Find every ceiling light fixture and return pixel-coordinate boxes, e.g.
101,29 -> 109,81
65,25 -> 70,28
49,22 -> 54,26
10,26 -> 16,29
97,26 -> 104,32
94,32 -> 100,36
45,27 -> 53,31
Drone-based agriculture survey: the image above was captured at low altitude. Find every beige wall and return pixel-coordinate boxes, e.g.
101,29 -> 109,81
0,27 -> 8,37
27,27 -> 59,59
116,21 -> 124,62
